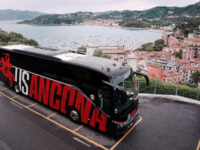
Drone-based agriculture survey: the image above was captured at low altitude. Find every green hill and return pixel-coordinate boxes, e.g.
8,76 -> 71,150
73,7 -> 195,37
0,29 -> 38,46
19,1 -> 200,27
0,9 -> 45,20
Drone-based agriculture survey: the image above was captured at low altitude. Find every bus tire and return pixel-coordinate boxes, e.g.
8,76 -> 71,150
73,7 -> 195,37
14,83 -> 20,94
69,108 -> 80,123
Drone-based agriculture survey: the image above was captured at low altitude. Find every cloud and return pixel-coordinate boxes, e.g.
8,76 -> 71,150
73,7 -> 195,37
0,0 -> 199,13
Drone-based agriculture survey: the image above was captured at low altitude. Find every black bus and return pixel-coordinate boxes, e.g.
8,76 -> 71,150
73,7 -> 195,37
0,45 -> 149,134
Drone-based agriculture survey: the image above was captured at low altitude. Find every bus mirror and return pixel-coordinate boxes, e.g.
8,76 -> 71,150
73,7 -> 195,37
134,72 -> 149,86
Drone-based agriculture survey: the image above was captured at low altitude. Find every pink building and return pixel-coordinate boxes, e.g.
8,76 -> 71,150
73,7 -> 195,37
182,47 -> 200,60
184,38 -> 200,47
168,36 -> 182,49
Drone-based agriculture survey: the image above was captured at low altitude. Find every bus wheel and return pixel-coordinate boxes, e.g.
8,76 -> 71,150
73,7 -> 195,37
69,109 -> 80,123
14,84 -> 20,94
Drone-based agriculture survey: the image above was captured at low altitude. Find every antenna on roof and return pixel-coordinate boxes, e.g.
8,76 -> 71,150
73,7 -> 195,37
107,68 -> 111,72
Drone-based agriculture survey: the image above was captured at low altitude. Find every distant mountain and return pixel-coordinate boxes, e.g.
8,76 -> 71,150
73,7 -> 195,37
19,1 -> 200,27
0,9 -> 46,20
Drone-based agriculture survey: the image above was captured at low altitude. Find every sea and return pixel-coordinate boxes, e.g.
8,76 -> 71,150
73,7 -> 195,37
0,21 -> 163,51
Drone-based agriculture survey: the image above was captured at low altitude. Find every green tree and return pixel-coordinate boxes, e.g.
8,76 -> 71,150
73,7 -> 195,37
0,29 -> 38,46
137,42 -> 153,51
93,50 -> 111,59
174,49 -> 182,59
153,39 -> 164,51
191,71 -> 200,84
146,46 -> 154,52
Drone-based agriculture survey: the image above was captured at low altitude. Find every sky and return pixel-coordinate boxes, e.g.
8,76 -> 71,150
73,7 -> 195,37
1,0 -> 200,14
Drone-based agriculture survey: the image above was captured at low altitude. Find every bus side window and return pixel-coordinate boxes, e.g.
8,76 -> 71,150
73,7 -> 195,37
97,86 -> 111,115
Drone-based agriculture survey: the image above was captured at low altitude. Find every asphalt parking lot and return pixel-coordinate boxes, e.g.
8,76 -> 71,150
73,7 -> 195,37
0,81 -> 199,150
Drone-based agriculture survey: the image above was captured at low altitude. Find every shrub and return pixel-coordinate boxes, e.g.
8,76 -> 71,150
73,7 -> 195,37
137,78 -> 200,100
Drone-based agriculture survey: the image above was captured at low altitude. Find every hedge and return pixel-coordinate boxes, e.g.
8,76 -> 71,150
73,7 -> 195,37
137,78 -> 200,100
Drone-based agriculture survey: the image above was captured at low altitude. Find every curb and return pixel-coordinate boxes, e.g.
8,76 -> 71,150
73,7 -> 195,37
138,93 -> 200,106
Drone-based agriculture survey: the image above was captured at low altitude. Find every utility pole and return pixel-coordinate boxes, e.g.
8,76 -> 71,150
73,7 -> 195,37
138,82 -> 140,93
175,78 -> 179,95
197,83 -> 200,100
154,79 -> 157,94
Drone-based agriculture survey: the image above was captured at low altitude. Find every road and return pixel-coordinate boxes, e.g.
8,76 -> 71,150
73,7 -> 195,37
0,82 -> 199,150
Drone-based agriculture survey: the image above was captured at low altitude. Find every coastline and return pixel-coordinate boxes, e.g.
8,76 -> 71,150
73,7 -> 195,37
16,21 -> 164,33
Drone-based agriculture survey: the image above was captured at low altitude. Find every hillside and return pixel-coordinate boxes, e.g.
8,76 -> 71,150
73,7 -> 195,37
18,1 -> 200,27
0,9 -> 45,20
0,29 -> 38,46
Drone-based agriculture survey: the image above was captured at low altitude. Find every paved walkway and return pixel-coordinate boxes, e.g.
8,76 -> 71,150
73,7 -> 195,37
139,93 -> 200,106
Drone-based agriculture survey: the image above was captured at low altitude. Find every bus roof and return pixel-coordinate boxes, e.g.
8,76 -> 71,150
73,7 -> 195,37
1,45 -> 63,56
1,45 -> 131,78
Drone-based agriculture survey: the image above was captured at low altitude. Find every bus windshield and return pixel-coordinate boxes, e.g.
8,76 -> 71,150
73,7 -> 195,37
113,69 -> 137,95
111,70 -> 137,115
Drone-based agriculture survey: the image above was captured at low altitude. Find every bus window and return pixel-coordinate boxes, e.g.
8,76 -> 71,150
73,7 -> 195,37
97,86 -> 111,115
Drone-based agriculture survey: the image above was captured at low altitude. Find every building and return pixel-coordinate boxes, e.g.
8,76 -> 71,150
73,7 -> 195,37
181,66 -> 200,85
184,38 -> 200,47
182,47 -> 200,60
168,36 -> 182,51
86,45 -> 98,56
188,31 -> 200,39
126,54 -> 138,71
86,45 -> 126,62
148,63 -> 181,83
148,64 -> 163,81
163,70 -> 181,83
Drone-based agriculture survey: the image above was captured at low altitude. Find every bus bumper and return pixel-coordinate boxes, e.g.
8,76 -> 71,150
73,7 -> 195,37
114,113 -> 139,135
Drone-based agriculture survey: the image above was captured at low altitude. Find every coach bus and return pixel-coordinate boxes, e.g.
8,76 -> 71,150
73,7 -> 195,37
0,45 -> 149,134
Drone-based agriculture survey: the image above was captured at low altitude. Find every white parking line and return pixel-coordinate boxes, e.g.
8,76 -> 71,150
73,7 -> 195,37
73,137 -> 91,148
0,140 -> 12,150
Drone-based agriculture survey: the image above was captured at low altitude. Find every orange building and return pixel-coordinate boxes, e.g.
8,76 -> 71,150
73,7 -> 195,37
148,63 -> 180,83
148,64 -> 163,81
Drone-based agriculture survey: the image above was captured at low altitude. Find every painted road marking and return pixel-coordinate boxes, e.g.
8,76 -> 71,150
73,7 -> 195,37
11,95 -> 20,99
110,116 -> 143,150
0,88 -> 7,91
74,125 -> 83,132
10,101 -> 23,109
0,90 -> 142,150
27,103 -> 37,108
0,140 -> 12,150
47,113 -> 57,118
0,91 -> 108,150
73,137 -> 91,148
196,139 -> 200,150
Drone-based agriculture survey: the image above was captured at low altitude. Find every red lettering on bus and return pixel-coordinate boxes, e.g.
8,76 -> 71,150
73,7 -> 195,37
61,85 -> 76,114
67,87 -> 76,107
27,73 -> 108,132
29,74 -> 38,100
0,53 -> 15,87
49,81 -> 62,110
89,108 -> 107,132
75,92 -> 92,124
38,77 -> 50,105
